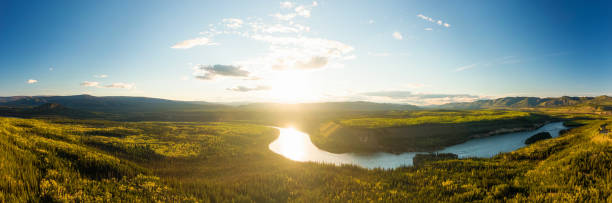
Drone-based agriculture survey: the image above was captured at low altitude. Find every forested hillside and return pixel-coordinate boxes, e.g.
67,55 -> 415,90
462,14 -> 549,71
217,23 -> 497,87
1,115 -> 610,201
436,95 -> 612,111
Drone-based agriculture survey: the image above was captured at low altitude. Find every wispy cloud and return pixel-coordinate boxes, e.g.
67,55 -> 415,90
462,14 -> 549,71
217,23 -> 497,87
222,18 -> 243,29
280,1 -> 294,9
360,90 -> 482,105
104,83 -> 134,89
80,81 -> 99,87
171,37 -> 215,49
455,56 -> 521,72
455,63 -> 479,72
368,19 -> 375,24
257,24 -> 310,33
94,74 -> 108,78
227,85 -> 271,92
272,1 -> 317,20
392,31 -> 403,40
27,79 -> 38,84
271,13 -> 297,21
244,35 -> 354,70
417,14 -> 451,28
193,64 -> 250,80
424,28 -> 433,31
81,81 -> 134,89
177,1 -> 352,83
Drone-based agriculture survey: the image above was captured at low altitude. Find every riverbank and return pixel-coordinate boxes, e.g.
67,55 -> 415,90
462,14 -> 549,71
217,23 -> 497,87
270,122 -> 568,169
306,110 -> 554,154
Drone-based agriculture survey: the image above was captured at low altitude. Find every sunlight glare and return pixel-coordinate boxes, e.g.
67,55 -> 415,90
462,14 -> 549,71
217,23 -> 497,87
268,71 -> 316,103
276,127 -> 307,161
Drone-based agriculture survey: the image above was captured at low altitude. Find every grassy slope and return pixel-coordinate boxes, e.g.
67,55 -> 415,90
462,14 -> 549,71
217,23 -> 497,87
1,115 -> 611,202
307,110 -> 553,153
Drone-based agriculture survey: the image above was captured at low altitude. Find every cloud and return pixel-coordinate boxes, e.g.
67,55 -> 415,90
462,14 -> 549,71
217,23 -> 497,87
280,1 -> 294,9
259,24 -> 310,33
244,35 -> 354,70
272,13 -> 297,21
368,19 -> 375,24
80,81 -> 99,87
222,18 -> 243,29
171,37 -> 215,49
227,85 -> 271,92
27,79 -> 38,84
49,67 -> 54,71
417,14 -> 451,28
194,64 -> 250,80
180,1 -> 350,76
455,56 -> 521,72
80,81 -> 135,89
294,6 -> 311,17
273,1 -> 317,20
392,31 -> 403,40
360,91 -> 481,105
243,76 -> 262,80
455,63 -> 479,72
294,56 -> 328,69
94,74 -> 108,78
424,28 -> 433,31
104,83 -> 134,89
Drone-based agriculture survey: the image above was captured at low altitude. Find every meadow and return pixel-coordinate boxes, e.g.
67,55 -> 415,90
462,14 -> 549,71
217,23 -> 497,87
1,112 -> 611,202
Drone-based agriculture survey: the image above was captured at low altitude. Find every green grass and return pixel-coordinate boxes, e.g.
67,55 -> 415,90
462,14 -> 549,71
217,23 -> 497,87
308,110 -> 553,153
339,110 -> 532,128
0,114 -> 611,201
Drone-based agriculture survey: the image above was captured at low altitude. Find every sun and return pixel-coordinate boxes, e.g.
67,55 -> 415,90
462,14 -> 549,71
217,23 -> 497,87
268,71 -> 317,103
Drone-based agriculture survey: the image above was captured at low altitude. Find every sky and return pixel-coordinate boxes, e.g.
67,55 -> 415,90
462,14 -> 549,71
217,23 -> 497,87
1,0 -> 611,105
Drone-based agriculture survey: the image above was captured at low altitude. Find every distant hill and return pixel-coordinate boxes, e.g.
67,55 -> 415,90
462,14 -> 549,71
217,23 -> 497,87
25,103 -> 99,117
0,95 -> 227,113
0,102 -> 100,118
237,101 -> 420,112
1,95 -> 609,118
434,96 -> 612,110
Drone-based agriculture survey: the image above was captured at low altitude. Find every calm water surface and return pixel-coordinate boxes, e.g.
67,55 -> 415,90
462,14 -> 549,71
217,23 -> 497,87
269,122 -> 567,169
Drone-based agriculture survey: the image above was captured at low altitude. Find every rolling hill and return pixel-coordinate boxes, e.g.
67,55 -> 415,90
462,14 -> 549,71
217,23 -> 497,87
0,95 -> 227,113
435,95 -> 612,110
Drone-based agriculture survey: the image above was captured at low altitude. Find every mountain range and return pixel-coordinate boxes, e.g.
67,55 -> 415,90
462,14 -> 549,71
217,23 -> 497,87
434,95 -> 612,110
1,95 -> 611,117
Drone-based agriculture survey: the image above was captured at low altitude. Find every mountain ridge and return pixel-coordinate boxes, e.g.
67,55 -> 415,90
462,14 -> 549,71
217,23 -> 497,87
434,95 -> 612,109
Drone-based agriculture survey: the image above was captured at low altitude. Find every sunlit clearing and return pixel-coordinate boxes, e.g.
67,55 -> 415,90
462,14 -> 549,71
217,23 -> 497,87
276,127 -> 307,161
268,71 -> 317,103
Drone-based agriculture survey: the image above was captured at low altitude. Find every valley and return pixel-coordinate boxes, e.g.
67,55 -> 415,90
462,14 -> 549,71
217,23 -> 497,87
0,95 -> 611,201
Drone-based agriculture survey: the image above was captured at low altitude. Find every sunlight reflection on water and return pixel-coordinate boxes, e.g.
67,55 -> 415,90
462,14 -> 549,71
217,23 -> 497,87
269,122 -> 568,169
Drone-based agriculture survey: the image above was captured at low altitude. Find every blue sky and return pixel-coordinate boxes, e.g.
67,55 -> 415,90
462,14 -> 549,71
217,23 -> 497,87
1,0 -> 610,105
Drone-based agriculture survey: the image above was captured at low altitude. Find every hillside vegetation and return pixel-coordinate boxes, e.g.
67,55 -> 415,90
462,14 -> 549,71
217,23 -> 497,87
0,115 -> 611,201
339,110 -> 531,128
436,96 -> 612,112
307,110 -> 553,153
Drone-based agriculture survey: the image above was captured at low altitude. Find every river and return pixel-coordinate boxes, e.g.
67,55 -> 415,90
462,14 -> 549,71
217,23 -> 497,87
268,122 -> 567,169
